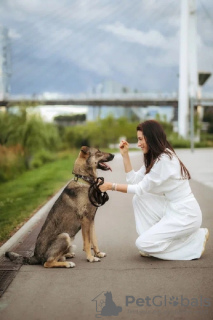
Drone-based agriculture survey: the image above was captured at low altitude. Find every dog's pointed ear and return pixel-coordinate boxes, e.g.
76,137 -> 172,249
80,146 -> 90,158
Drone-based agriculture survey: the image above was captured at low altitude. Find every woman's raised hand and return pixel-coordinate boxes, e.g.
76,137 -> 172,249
119,140 -> 129,156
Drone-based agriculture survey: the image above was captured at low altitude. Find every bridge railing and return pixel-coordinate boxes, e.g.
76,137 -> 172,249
5,92 -> 179,101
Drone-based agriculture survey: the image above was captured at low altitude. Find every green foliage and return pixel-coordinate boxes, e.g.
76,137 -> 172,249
203,111 -> 213,123
168,135 -> 190,148
16,114 -> 61,157
0,151 -> 78,244
1,107 -> 212,184
203,110 -> 213,134
54,113 -> 86,123
30,149 -> 56,169
0,106 -> 62,181
0,144 -> 25,182
1,107 -> 61,153
207,123 -> 213,134
63,116 -> 139,148
0,112 -> 20,145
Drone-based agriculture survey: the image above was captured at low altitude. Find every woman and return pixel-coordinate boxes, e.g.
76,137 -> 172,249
99,120 -> 209,260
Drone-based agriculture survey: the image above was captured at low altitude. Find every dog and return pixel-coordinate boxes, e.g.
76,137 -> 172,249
5,146 -> 114,268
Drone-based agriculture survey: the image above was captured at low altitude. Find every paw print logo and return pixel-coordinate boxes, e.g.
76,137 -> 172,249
169,296 -> 179,306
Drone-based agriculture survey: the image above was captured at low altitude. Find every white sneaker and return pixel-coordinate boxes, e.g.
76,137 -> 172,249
139,251 -> 151,258
201,228 -> 210,257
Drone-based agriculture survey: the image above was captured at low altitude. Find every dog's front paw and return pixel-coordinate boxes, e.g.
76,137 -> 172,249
66,261 -> 76,268
87,256 -> 101,262
95,251 -> 106,258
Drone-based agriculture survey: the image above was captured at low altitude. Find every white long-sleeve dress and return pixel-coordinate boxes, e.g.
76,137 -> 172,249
126,151 -> 207,260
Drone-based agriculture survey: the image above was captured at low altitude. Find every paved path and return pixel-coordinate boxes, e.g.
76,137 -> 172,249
0,149 -> 212,320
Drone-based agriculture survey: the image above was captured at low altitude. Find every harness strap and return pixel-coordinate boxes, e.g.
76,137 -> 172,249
88,177 -> 109,207
73,174 -> 109,207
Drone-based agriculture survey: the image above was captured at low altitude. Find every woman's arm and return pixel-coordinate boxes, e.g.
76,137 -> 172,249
120,140 -> 146,183
99,154 -> 177,196
99,182 -> 128,193
119,140 -> 132,173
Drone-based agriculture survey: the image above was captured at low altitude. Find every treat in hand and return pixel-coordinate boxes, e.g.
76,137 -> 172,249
119,140 -> 128,149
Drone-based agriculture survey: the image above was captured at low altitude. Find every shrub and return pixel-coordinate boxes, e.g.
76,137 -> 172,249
30,149 -> 56,169
63,116 -> 140,148
0,144 -> 25,182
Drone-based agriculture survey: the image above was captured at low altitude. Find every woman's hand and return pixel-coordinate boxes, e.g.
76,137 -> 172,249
99,182 -> 128,193
119,140 -> 133,173
119,140 -> 129,157
99,182 -> 112,192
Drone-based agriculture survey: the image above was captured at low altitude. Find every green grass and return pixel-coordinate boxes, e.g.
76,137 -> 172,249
0,151 -> 78,245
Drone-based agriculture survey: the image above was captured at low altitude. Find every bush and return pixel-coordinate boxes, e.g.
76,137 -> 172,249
63,116 -> 140,148
0,144 -> 25,182
0,107 -> 62,181
30,150 -> 56,169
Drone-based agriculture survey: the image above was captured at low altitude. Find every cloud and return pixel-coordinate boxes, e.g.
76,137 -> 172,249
8,28 -> 21,39
0,0 -> 212,94
100,22 -> 168,49
36,105 -> 88,122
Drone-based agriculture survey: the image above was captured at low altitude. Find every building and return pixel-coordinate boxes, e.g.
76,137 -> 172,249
87,80 -> 139,121
0,25 -> 11,100
87,80 -> 174,123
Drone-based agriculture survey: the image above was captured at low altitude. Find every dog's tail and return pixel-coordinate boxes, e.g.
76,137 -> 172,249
5,251 -> 40,265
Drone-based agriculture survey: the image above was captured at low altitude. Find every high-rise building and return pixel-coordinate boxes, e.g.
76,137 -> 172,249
0,25 -> 11,100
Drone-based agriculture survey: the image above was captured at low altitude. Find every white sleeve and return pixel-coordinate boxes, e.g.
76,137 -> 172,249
127,155 -> 177,195
126,165 -> 146,184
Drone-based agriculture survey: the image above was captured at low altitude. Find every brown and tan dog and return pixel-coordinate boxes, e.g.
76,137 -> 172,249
6,146 -> 114,268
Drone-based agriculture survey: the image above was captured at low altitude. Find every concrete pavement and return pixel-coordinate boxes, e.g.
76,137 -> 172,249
0,148 -> 212,320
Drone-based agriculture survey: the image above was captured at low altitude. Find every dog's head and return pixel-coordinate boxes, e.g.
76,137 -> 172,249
73,146 -> 114,178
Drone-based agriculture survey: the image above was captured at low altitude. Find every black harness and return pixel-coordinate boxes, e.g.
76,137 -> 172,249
73,174 -> 109,208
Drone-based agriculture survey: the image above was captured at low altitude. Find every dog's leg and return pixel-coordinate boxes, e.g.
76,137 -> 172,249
44,258 -> 75,268
65,241 -> 76,259
90,220 -> 106,258
81,217 -> 100,262
44,233 -> 75,268
44,259 -> 75,268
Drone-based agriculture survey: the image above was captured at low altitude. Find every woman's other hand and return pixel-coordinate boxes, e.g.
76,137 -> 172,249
119,140 -> 129,157
99,182 -> 112,192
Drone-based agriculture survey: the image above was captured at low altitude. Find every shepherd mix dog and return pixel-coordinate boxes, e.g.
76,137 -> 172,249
6,146 -> 114,268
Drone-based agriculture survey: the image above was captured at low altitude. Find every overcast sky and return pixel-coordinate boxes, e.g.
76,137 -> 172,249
0,0 -> 213,96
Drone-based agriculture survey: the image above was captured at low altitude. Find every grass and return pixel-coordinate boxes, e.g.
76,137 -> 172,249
0,150 -> 78,245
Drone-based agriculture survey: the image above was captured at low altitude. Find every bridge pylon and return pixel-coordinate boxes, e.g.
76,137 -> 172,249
178,0 -> 198,139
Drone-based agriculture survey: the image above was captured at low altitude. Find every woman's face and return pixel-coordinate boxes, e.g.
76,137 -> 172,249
137,130 -> 149,154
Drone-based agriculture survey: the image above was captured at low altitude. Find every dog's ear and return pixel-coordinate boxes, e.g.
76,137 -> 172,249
80,146 -> 90,158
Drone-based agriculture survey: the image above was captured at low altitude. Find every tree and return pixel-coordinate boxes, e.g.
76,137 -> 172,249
0,106 -> 61,168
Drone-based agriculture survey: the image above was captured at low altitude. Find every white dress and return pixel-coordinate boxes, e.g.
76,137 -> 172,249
126,151 -> 207,260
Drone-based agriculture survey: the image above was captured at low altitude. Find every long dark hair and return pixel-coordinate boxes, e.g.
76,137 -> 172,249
137,120 -> 191,179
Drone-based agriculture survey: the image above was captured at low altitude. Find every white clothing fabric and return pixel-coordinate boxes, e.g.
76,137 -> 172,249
126,151 -> 206,260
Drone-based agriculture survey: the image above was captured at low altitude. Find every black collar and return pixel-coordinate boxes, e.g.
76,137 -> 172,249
73,174 -> 95,184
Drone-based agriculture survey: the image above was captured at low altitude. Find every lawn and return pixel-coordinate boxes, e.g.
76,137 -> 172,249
0,151 -> 78,245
